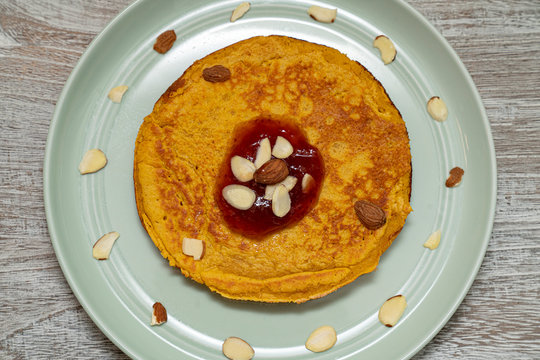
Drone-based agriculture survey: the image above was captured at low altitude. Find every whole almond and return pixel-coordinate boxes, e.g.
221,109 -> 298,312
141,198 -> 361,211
203,65 -> 231,83
153,29 -> 176,54
253,159 -> 289,184
354,200 -> 386,230
445,166 -> 464,187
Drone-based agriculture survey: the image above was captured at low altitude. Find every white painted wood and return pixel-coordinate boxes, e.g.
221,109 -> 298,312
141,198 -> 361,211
1,0 -> 538,358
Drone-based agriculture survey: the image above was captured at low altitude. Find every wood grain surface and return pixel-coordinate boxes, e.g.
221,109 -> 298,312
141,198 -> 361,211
1,0 -> 539,358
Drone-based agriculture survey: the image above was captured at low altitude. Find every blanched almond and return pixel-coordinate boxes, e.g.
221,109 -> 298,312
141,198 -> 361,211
151,302 -> 167,326
92,231 -> 119,260
231,156 -> 256,182
108,85 -> 128,103
222,185 -> 256,210
254,138 -> 271,169
264,176 -> 297,200
79,148 -> 107,174
423,229 -> 441,250
230,2 -> 251,22
272,136 -> 293,159
222,336 -> 254,360
182,237 -> 204,260
301,173 -> 315,193
378,295 -> 407,327
373,35 -> 397,65
271,184 -> 291,217
307,5 -> 337,23
427,96 -> 448,122
305,325 -> 337,353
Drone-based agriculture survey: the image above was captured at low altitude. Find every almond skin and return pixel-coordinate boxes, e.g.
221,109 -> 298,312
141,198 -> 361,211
354,200 -> 386,230
153,30 -> 176,54
446,166 -> 464,187
253,159 -> 289,184
151,302 -> 167,326
203,65 -> 231,83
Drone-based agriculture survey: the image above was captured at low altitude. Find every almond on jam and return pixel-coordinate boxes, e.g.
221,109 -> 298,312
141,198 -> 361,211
216,118 -> 324,237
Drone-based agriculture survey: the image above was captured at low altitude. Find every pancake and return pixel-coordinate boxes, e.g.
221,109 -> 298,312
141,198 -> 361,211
134,35 -> 412,303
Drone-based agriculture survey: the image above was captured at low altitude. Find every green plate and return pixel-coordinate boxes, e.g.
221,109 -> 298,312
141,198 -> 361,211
44,0 -> 496,358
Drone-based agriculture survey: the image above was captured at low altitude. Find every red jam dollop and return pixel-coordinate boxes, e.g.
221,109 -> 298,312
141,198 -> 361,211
216,118 -> 324,238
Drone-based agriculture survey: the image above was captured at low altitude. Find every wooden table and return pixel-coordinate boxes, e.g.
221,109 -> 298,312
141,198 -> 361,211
1,0 -> 538,358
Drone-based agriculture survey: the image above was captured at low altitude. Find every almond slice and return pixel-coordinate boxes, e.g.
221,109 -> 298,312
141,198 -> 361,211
254,138 -> 271,169
423,229 -> 441,250
378,295 -> 407,327
222,185 -> 256,210
301,173 -> 315,193
373,35 -> 397,65
231,156 -> 256,182
272,184 -> 291,217
427,96 -> 448,122
264,176 -> 297,200
222,336 -> 254,360
151,302 -> 167,326
230,2 -> 251,22
307,5 -> 337,23
107,85 -> 128,103
182,237 -> 204,260
92,231 -> 119,260
305,325 -> 337,353
272,136 -> 293,159
79,148 -> 107,174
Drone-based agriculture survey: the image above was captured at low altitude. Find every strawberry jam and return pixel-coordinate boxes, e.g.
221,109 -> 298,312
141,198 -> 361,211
216,117 -> 324,238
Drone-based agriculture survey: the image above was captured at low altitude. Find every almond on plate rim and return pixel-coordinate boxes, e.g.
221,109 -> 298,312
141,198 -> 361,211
378,294 -> 407,327
92,231 -> 120,260
222,336 -> 255,360
107,85 -> 129,103
79,148 -> 108,174
427,96 -> 448,122
230,2 -> 251,22
423,229 -> 441,250
305,325 -> 337,353
446,166 -> 464,187
153,29 -> 176,54
151,302 -> 167,326
307,5 -> 337,23
373,35 -> 397,65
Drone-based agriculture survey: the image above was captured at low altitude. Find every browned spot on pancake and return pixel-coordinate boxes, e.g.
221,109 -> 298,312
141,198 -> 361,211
160,78 -> 186,103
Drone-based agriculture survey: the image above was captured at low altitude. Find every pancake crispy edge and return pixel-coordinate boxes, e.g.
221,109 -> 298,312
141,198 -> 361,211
134,35 -> 412,303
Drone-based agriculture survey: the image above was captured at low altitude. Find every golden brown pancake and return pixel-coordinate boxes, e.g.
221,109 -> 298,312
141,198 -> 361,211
134,35 -> 412,303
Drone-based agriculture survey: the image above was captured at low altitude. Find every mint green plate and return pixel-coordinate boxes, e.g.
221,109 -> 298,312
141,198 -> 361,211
44,0 -> 496,359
